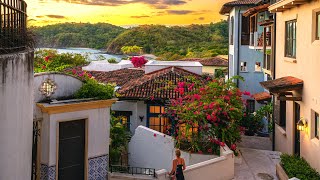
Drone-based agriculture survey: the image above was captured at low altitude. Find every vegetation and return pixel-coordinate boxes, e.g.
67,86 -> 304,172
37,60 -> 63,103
255,103 -> 273,133
241,112 -> 263,136
31,23 -> 125,49
109,114 -> 131,165
75,79 -> 115,100
164,76 -> 247,155
121,45 -> 142,55
32,21 -> 228,60
34,49 -> 88,73
108,58 -> 118,63
281,154 -> 320,180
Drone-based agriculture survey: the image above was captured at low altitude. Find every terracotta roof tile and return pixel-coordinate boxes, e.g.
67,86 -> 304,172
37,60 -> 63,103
243,3 -> 270,17
177,57 -> 228,67
220,0 -> 262,14
260,76 -> 303,93
252,92 -> 272,101
118,66 -> 207,100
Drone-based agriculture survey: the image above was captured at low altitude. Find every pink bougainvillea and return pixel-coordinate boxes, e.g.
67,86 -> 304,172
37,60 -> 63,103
131,56 -> 148,68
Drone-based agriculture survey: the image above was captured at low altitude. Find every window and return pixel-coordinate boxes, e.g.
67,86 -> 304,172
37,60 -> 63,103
280,100 -> 286,128
315,112 -> 319,139
246,100 -> 255,113
255,62 -> 262,72
148,105 -> 171,134
241,15 -> 250,45
114,111 -> 132,131
230,17 -> 234,45
240,62 -> 247,72
285,20 -> 297,58
316,12 -> 320,40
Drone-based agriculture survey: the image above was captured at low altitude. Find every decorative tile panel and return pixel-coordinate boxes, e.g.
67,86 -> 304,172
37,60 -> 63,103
40,154 -> 108,180
40,164 -> 56,180
89,154 -> 109,180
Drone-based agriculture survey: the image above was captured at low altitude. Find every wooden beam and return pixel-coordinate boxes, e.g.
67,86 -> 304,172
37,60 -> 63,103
278,91 -> 293,96
277,96 -> 302,101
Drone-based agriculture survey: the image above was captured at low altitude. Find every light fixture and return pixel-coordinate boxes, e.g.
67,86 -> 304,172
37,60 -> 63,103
139,116 -> 144,122
39,78 -> 57,98
297,119 -> 305,131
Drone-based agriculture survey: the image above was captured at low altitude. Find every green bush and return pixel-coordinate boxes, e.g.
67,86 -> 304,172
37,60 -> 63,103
281,154 -> 320,180
108,58 -> 118,63
75,79 -> 115,100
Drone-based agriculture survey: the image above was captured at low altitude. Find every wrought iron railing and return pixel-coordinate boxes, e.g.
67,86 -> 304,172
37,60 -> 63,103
0,0 -> 27,54
110,165 -> 156,177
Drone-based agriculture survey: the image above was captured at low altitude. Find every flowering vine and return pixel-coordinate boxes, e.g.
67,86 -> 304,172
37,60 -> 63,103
131,56 -> 148,68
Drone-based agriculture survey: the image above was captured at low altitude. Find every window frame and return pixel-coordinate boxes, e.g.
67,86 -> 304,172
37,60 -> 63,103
316,12 -> 320,40
147,104 -> 171,134
114,111 -> 132,131
241,15 -> 250,45
230,16 -> 234,45
255,62 -> 262,72
240,61 -> 248,72
315,112 -> 319,139
246,99 -> 255,113
285,19 -> 297,58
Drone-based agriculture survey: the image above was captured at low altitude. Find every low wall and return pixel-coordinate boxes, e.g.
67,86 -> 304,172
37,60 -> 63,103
129,126 -> 221,171
156,146 -> 235,180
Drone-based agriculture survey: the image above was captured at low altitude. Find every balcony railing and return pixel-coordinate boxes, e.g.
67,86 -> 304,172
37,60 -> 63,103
0,0 -> 28,54
110,165 -> 156,177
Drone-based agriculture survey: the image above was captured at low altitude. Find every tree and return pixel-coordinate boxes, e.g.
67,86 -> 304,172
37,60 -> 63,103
120,45 -> 142,55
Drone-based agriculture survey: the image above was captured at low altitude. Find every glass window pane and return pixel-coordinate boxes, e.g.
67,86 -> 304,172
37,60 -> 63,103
154,106 -> 161,113
316,113 -> 319,139
150,106 -> 155,113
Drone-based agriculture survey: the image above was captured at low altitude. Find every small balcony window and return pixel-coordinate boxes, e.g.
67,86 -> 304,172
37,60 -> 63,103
240,62 -> 247,72
316,12 -> 320,40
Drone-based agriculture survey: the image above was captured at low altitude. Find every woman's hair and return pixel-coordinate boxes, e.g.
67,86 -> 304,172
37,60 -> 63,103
175,149 -> 181,157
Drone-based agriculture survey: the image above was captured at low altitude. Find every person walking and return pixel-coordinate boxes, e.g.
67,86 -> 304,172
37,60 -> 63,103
169,149 -> 186,180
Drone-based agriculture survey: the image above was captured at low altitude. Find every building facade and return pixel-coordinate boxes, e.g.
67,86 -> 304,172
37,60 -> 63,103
220,0 -> 267,111
263,0 -> 320,172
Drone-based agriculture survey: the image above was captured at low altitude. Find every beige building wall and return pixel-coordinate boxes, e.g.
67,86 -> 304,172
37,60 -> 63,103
274,0 -> 320,171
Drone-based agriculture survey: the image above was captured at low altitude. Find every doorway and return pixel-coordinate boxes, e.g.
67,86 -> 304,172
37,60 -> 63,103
294,103 -> 300,156
58,119 -> 86,180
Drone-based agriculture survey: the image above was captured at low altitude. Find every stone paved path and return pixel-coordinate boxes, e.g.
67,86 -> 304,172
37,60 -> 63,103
234,135 -> 281,180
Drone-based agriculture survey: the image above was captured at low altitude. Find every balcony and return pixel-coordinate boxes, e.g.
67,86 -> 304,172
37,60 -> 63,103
0,0 -> 28,54
269,0 -> 309,13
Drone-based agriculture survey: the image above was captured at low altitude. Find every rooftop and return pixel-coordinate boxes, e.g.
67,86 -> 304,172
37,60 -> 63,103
177,57 -> 228,67
260,76 -> 303,94
252,92 -> 272,101
220,0 -> 262,14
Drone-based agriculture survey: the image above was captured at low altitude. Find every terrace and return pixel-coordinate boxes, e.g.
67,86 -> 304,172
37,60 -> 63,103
0,0 -> 27,54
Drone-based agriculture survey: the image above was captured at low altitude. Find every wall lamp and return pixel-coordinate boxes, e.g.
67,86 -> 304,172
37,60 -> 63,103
297,118 -> 308,132
139,116 -> 144,122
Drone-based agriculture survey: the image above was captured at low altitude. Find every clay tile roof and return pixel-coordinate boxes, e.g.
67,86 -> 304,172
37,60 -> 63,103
118,66 -> 207,100
64,67 -> 145,86
243,3 -> 270,17
220,0 -> 262,14
177,56 -> 228,67
252,92 -> 272,101
90,68 -> 144,86
260,76 -> 303,93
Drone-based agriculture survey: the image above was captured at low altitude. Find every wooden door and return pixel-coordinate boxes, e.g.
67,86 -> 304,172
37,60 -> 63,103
294,103 -> 300,156
58,120 -> 86,180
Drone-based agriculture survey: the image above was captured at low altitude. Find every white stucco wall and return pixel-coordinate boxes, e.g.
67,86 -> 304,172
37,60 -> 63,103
145,61 -> 203,75
111,101 -> 147,133
273,0 -> 320,172
39,106 -> 111,166
128,126 -> 217,171
0,50 -> 34,180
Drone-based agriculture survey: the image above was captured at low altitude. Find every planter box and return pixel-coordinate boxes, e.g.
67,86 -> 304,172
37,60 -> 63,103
276,163 -> 289,180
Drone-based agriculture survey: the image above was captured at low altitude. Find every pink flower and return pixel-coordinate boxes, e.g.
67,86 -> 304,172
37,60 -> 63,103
220,142 -> 225,147
150,96 -> 155,101
198,150 -> 203,154
154,133 -> 157,137
193,94 -> 201,101
207,148 -> 213,153
199,88 -> 205,92
204,105 -> 208,110
87,73 -> 92,78
178,82 -> 185,88
44,56 -> 51,62
224,96 -> 230,101
131,56 -> 148,68
231,144 -> 237,151
207,115 -> 212,121
72,69 -> 77,75
42,65 -> 46,69
243,91 -> 251,96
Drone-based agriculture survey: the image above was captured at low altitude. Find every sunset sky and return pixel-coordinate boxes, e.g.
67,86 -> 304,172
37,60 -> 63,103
25,0 -> 230,27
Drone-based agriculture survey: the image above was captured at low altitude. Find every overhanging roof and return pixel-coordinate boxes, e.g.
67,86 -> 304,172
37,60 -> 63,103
243,3 -> 270,17
260,76 -> 303,94
252,92 -> 272,101
220,0 -> 262,14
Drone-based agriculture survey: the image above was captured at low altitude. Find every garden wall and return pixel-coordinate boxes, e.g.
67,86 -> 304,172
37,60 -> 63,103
128,126 -> 218,171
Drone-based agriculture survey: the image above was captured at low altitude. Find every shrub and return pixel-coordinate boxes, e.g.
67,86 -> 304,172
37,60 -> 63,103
241,112 -> 263,136
281,154 -> 320,180
108,58 -> 118,63
75,79 -> 115,100
131,56 -> 148,68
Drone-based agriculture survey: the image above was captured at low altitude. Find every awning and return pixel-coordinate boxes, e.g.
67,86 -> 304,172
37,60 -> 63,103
243,3 -> 270,17
252,92 -> 272,101
260,76 -> 303,94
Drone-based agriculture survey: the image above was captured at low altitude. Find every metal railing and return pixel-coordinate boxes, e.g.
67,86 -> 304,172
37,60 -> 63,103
0,0 -> 27,54
110,165 -> 156,177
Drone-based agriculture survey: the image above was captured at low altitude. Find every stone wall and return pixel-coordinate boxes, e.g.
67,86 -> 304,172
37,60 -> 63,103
0,50 -> 34,180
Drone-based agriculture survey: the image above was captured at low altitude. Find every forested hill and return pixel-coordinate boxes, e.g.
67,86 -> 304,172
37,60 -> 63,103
32,21 -> 229,60
107,21 -> 228,59
31,23 -> 125,49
